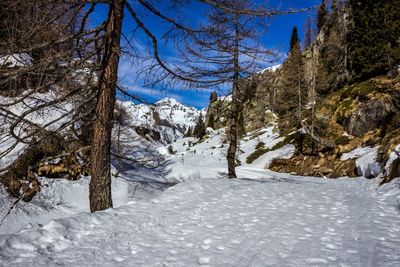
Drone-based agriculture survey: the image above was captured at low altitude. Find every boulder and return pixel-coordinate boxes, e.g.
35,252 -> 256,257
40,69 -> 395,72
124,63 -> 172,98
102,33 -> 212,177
343,97 -> 398,137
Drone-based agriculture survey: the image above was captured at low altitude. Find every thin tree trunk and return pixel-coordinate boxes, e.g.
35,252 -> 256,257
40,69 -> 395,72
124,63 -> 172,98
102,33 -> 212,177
297,47 -> 303,152
90,0 -> 125,212
311,48 -> 316,154
227,10 -> 239,179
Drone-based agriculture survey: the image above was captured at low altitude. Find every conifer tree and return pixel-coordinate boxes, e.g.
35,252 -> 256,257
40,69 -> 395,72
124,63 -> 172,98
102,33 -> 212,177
348,0 -> 400,80
303,17 -> 313,49
193,113 -> 206,139
207,113 -> 215,129
289,27 -> 299,52
209,91 -> 218,103
276,29 -> 307,132
317,0 -> 327,32
331,0 -> 338,12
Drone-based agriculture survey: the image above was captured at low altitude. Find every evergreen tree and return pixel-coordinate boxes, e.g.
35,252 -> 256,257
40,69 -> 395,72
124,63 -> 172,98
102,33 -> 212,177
315,0 -> 349,94
303,17 -> 313,49
209,91 -> 218,103
276,39 -> 307,132
193,113 -> 206,139
317,0 -> 327,32
348,0 -> 400,80
331,0 -> 338,12
289,27 -> 299,52
207,113 -> 215,129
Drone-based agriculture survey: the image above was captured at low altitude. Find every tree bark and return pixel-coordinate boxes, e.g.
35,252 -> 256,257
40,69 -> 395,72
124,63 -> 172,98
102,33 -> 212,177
90,0 -> 125,212
227,10 -> 239,179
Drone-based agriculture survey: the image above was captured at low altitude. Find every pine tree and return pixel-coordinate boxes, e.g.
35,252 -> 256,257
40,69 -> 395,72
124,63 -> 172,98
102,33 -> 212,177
331,0 -> 338,12
303,17 -> 313,49
276,36 -> 307,132
207,113 -> 215,129
193,114 -> 206,139
317,0 -> 327,32
209,91 -> 218,103
348,0 -> 400,80
289,27 -> 300,52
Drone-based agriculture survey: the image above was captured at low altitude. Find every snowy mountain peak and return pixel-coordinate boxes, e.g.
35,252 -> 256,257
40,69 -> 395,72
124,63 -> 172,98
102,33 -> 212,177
259,64 -> 282,74
155,97 -> 179,106
118,98 -> 201,144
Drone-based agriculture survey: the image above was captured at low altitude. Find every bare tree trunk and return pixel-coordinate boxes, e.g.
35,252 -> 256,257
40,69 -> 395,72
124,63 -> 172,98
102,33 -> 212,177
227,10 -> 239,179
297,50 -> 303,153
90,0 -> 125,212
310,48 -> 317,154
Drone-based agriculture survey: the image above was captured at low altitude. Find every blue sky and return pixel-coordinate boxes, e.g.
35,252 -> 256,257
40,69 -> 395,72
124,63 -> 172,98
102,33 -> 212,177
91,0 -> 321,109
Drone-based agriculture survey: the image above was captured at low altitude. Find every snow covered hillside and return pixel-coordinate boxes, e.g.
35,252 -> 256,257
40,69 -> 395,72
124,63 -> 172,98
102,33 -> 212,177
120,98 -> 203,144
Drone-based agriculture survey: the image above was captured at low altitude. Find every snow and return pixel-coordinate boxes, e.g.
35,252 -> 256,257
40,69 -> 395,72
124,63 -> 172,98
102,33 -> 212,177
0,175 -> 131,236
120,98 -> 201,144
259,64 -> 282,74
341,147 -> 382,178
0,91 -> 81,172
0,53 -> 32,68
1,175 -> 399,266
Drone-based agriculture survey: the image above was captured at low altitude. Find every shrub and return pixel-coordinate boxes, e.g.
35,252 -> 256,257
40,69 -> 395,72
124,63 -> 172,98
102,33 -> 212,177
335,135 -> 351,146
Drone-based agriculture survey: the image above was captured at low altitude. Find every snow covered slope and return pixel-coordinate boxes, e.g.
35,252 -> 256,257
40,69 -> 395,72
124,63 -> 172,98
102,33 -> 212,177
120,98 -> 202,144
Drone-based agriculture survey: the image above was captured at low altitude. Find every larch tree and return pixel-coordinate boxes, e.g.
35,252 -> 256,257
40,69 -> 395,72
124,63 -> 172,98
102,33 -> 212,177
89,0 -> 125,212
170,0 -> 316,178
276,27 -> 307,135
172,0 -> 273,178
0,1 -> 103,201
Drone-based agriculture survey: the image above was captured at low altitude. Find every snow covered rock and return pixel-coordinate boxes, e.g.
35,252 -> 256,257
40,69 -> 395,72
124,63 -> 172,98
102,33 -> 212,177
341,147 -> 381,178
385,144 -> 400,180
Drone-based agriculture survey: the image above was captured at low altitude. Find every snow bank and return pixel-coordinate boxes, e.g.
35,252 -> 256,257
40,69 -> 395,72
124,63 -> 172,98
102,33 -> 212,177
341,147 -> 381,178
253,144 -> 295,169
0,175 -> 131,235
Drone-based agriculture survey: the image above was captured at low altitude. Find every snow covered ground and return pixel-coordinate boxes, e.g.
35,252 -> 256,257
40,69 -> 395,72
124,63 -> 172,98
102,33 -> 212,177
1,174 -> 399,266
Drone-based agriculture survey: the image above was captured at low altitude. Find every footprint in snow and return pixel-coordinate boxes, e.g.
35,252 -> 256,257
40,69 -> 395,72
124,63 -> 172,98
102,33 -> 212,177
198,256 -> 211,265
201,239 -> 212,249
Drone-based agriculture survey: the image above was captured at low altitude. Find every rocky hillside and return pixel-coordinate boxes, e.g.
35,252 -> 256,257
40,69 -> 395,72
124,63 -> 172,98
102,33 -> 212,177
203,1 -> 400,182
